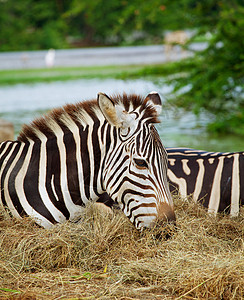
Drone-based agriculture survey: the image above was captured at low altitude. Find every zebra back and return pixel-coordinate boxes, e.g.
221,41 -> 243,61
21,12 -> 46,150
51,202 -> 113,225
167,147 -> 244,216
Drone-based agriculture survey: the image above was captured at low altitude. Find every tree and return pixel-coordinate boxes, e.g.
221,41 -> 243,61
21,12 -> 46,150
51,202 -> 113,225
0,0 -> 69,51
65,0 -> 172,45
167,0 -> 244,135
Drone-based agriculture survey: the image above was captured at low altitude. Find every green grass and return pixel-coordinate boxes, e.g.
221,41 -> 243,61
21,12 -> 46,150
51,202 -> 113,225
0,65 -> 143,85
0,61 -> 190,85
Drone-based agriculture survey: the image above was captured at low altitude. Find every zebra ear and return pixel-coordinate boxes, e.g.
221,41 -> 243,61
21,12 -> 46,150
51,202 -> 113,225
145,91 -> 162,116
97,93 -> 123,127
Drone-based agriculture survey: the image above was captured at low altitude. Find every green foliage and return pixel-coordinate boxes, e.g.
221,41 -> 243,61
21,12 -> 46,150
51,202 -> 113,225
0,0 -> 69,50
65,0 -> 170,44
167,1 -> 244,135
0,0 -> 208,50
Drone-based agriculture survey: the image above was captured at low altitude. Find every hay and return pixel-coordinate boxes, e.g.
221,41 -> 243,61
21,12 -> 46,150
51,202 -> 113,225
0,198 -> 243,299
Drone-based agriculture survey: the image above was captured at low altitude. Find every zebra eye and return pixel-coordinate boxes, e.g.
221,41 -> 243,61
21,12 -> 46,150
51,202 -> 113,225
134,158 -> 148,169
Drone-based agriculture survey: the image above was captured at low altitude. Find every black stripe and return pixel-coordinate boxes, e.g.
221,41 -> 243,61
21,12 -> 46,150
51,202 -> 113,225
63,129 -> 82,205
0,141 -> 8,154
219,156 -> 232,213
136,131 -> 141,154
80,126 -> 90,200
198,158 -> 219,207
100,120 -> 106,144
184,158 -> 199,195
45,136 -> 70,218
92,120 -> 101,196
99,124 -> 111,192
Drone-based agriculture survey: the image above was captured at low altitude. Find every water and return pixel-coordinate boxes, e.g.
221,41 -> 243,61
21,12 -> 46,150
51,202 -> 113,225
0,78 -> 243,152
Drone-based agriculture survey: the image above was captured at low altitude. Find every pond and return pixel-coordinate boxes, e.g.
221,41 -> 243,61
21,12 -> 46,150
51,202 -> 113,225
0,78 -> 243,152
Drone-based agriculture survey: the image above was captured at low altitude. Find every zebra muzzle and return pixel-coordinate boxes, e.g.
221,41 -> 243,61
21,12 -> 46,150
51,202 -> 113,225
154,202 -> 177,239
156,202 -> 176,224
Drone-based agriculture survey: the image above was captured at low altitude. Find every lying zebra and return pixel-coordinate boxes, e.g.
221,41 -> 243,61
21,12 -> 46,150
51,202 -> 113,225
98,148 -> 244,217
0,92 -> 175,230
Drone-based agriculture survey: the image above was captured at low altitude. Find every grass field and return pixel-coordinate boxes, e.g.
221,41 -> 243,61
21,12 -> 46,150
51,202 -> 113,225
0,65 -> 138,85
0,197 -> 243,299
0,61 -> 187,86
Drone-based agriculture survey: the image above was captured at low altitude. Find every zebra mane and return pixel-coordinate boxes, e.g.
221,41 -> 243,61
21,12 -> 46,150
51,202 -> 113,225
17,93 -> 160,142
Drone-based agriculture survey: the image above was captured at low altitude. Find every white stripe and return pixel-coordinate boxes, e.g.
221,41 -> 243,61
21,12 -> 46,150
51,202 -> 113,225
193,159 -> 204,202
208,156 -> 224,215
51,174 -> 59,201
3,143 -> 24,218
168,158 -> 176,166
230,154 -> 240,217
210,152 -> 221,156
185,150 -> 207,153
168,152 -> 199,156
167,169 -> 187,198
200,152 -> 215,156
182,159 -> 191,175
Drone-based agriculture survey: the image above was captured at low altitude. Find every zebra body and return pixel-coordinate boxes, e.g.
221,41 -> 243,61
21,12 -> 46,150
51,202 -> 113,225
0,92 -> 175,229
167,147 -> 244,216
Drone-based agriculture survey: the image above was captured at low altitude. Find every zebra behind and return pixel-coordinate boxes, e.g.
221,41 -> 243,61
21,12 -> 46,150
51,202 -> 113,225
167,147 -> 244,216
0,92 -> 175,229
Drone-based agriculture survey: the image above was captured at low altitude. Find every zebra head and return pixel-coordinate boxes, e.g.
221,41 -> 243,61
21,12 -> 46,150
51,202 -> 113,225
98,92 -> 175,230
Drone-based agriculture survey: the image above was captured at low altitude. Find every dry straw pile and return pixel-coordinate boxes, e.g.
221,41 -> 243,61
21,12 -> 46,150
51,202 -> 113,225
0,197 -> 243,299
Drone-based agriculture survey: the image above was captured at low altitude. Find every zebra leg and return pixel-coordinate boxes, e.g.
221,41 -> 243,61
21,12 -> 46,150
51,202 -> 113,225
95,192 -> 120,214
93,202 -> 113,216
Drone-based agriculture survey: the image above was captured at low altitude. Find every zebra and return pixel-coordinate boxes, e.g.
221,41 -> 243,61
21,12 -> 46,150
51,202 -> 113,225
0,92 -> 176,230
167,147 -> 244,217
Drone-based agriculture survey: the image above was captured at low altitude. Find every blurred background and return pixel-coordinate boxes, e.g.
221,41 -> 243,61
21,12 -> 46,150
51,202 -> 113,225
0,0 -> 243,151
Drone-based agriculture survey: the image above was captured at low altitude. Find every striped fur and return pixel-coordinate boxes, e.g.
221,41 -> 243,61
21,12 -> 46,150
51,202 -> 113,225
167,147 -> 244,216
0,92 -> 175,229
